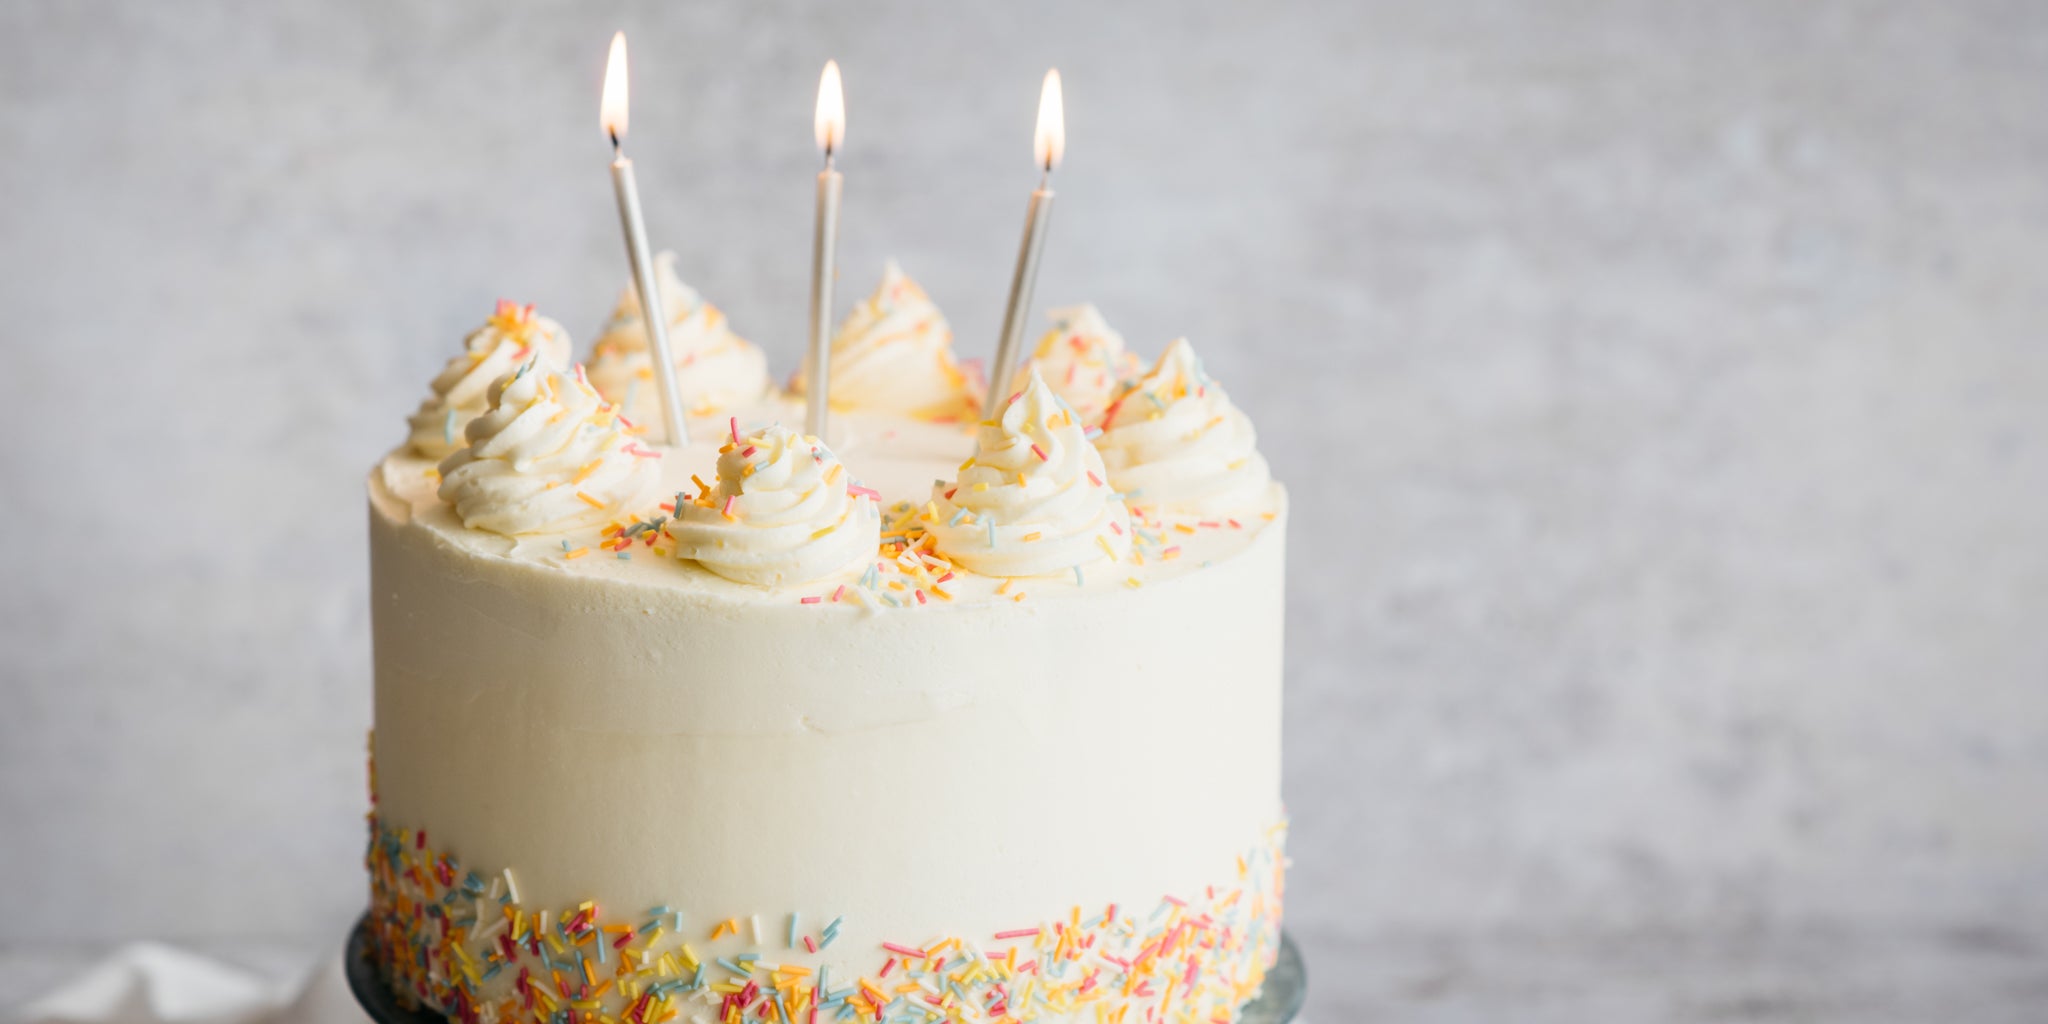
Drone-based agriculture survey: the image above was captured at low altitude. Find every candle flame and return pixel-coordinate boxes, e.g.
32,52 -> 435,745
814,60 -> 845,158
600,32 -> 629,142
1033,68 -> 1065,173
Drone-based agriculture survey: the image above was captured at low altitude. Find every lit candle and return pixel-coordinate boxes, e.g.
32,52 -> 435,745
806,60 -> 846,439
986,68 -> 1066,417
600,32 -> 689,446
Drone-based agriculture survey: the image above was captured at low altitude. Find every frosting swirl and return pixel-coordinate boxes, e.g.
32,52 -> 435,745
1010,304 -> 1141,427
805,261 -> 977,421
927,370 -> 1132,577
437,364 -> 661,536
1096,339 -> 1272,517
407,302 -> 573,458
666,425 -> 881,586
587,251 -> 773,422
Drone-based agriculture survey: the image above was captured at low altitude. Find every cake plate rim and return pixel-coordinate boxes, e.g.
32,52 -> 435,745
345,912 -> 1304,1023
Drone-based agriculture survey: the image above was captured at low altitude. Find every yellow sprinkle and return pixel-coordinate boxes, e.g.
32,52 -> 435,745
576,490 -> 606,509
1097,536 -> 1119,561
1174,523 -> 1196,534
996,578 -> 1013,595
1011,592 -> 1025,602
810,526 -> 835,540
958,457 -> 975,471
563,547 -> 590,560
1022,531 -> 1043,542
1125,577 -> 1142,588
826,463 -> 843,483
679,944 -> 700,971
973,482 -> 990,492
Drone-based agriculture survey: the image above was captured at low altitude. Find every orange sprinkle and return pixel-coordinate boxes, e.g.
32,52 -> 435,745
576,491 -> 606,509
563,547 -> 590,560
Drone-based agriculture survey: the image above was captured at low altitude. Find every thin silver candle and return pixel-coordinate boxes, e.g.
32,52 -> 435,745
601,32 -> 689,446
806,60 -> 846,440
986,69 -> 1066,418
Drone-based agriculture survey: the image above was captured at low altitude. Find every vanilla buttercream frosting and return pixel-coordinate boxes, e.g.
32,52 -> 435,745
805,261 -> 976,421
406,302 -> 574,458
1011,304 -> 1142,427
1096,338 -> 1272,517
436,364 -> 660,535
926,370 -> 1132,577
666,424 -> 882,586
587,251 -> 773,422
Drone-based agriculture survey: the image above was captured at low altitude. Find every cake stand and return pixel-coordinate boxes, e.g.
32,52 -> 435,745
345,915 -> 1304,1024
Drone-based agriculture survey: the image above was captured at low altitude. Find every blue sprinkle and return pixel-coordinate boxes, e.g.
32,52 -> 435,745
717,957 -> 749,977
949,507 -> 968,527
987,518 -> 997,548
1073,565 -> 1085,587
444,407 -> 458,445
788,912 -> 799,949
824,915 -> 843,935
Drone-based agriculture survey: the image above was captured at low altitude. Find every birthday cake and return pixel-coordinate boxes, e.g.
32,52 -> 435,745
364,261 -> 1288,1024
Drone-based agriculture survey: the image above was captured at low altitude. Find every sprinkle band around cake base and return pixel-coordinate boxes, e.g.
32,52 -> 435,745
362,816 -> 1287,1024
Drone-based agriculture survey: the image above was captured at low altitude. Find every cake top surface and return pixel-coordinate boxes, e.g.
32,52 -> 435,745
376,270 -> 1284,608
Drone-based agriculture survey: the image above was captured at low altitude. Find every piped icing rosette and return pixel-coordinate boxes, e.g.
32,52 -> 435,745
926,370 -> 1132,577
1010,304 -> 1143,427
666,425 -> 881,586
436,364 -> 661,536
803,261 -> 977,420
1095,338 -> 1272,517
586,251 -> 773,422
406,301 -> 574,458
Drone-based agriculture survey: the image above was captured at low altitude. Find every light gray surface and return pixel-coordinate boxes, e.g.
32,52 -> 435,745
3,1 -> 2047,1019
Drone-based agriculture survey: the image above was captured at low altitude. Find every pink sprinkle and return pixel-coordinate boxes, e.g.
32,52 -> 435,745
882,943 -> 927,959
993,928 -> 1041,940
1086,471 -> 1103,487
624,444 -> 662,459
936,572 -> 954,584
1227,518 -> 1243,529
1030,444 -> 1048,462
722,495 -> 736,517
740,445 -> 757,458
800,596 -> 822,605
803,935 -> 818,953
831,585 -> 845,603
618,414 -> 638,430
848,485 -> 880,500
1007,390 -> 1024,406
1163,895 -> 1186,907
879,958 -> 898,978
730,417 -> 741,443
1109,521 -> 1123,535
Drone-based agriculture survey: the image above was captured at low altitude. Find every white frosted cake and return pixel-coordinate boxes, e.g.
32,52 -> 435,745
365,263 -> 1288,1024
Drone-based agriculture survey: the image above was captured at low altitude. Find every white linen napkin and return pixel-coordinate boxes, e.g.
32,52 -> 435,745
16,944 -> 362,1024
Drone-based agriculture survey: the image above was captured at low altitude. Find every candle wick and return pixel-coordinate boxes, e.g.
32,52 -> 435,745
609,130 -> 622,155
822,145 -> 836,171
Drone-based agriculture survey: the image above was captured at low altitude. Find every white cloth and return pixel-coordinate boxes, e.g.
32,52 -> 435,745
17,944 -> 363,1024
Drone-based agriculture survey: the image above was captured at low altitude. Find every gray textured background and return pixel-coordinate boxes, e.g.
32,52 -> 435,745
4,1 -> 2048,1019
